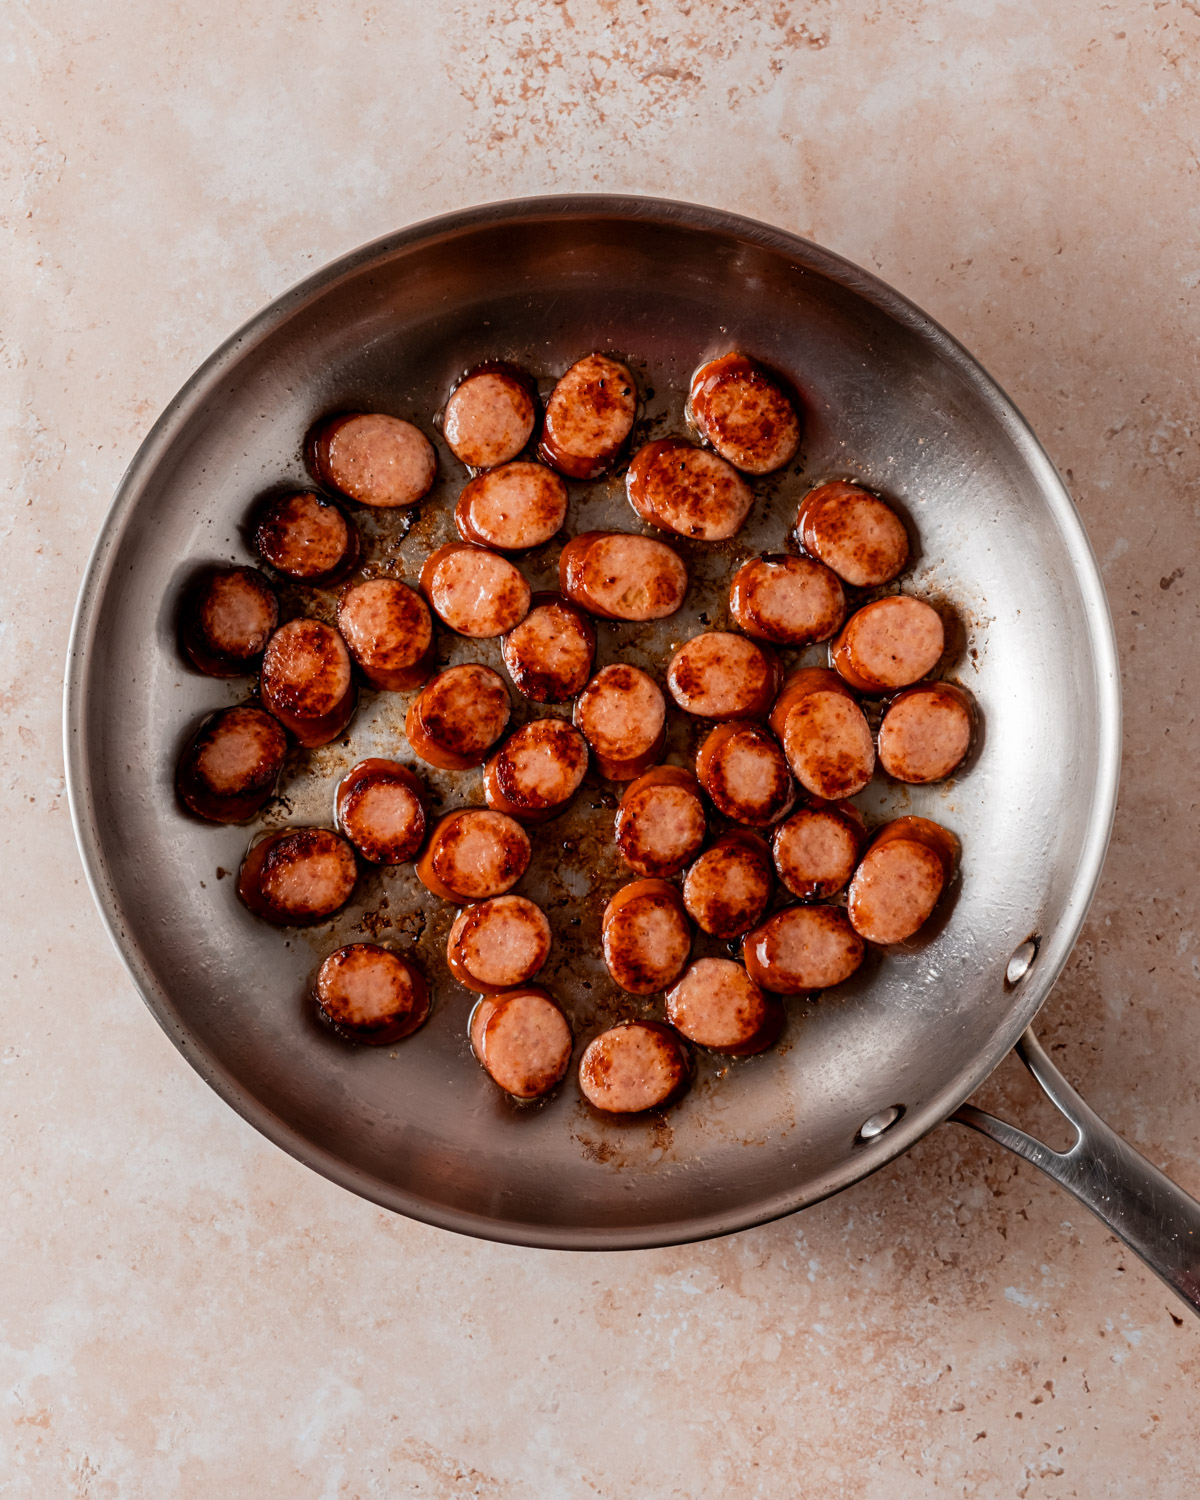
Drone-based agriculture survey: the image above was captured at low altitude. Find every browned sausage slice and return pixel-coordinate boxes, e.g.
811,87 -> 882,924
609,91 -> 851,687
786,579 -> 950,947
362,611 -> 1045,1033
335,759 -> 426,865
626,438 -> 754,541
771,801 -> 866,900
176,705 -> 287,824
728,554 -> 845,647
573,664 -> 666,781
307,412 -> 436,508
317,944 -> 429,1044
614,767 -> 707,878
578,1021 -> 692,1114
682,830 -> 773,939
238,827 -> 357,926
666,632 -> 782,721
846,816 -> 959,944
501,593 -> 595,703
337,578 -> 435,691
831,596 -> 945,694
695,722 -> 795,827
416,809 -> 531,901
447,895 -> 552,993
768,667 -> 874,800
795,481 -> 910,587
742,905 -> 865,994
420,542 -> 531,637
405,664 -> 511,771
252,490 -> 359,583
181,566 -> 279,677
688,353 -> 801,474
539,354 -> 637,479
443,364 -> 537,469
601,879 -> 691,994
261,618 -> 357,747
455,462 -> 568,552
483,718 -> 589,823
470,987 -> 573,1099
877,682 -> 974,783
665,958 -> 783,1056
559,531 -> 688,622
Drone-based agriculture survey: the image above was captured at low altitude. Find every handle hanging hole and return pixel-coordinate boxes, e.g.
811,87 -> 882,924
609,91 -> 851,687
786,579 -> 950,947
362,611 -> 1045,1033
1005,936 -> 1040,989
857,1104 -> 904,1141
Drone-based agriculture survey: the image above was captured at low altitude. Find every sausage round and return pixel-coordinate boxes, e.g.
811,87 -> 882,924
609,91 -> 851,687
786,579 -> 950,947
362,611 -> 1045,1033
695,722 -> 795,827
317,944 -> 429,1044
578,1021 -> 692,1114
831,596 -> 945,694
443,364 -> 537,469
251,490 -> 359,583
237,827 -> 357,926
538,354 -> 637,479
614,767 -> 707,878
795,480 -> 909,588
846,816 -> 959,945
665,958 -> 783,1057
470,987 -> 573,1099
416,809 -> 531,902
559,531 -> 688,622
742,905 -> 865,994
335,758 -> 426,865
728,553 -> 846,647
626,438 -> 754,541
455,462 -> 568,552
501,593 -> 595,703
181,566 -> 279,677
446,895 -> 552,994
483,718 -> 589,823
877,681 -> 974,784
176,705 -> 287,824
336,578 -> 435,691
405,664 -> 511,771
688,353 -> 801,474
419,542 -> 531,637
768,667 -> 875,800
666,632 -> 782,721
261,618 -> 357,747
601,878 -> 692,994
682,830 -> 773,939
573,664 -> 666,781
771,801 -> 866,900
307,412 -> 437,508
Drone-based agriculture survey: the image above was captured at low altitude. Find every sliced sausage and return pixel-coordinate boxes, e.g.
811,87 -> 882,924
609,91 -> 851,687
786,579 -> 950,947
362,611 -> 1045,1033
573,664 -> 666,781
665,958 -> 783,1057
447,895 -> 552,994
688,353 -> 801,474
251,490 -> 359,584
831,596 -> 945,694
316,944 -> 429,1044
306,412 -> 436,508
682,830 -> 773,939
501,592 -> 595,703
335,759 -> 426,865
728,553 -> 845,647
771,801 -> 866,900
181,566 -> 279,677
666,632 -> 782,721
695,722 -> 795,827
626,438 -> 754,541
878,682 -> 974,784
538,354 -> 637,479
455,461 -> 568,552
578,1021 -> 692,1114
337,578 -> 435,691
261,618 -> 357,747
601,879 -> 692,994
470,987 -> 573,1099
614,767 -> 707,878
405,664 -> 511,771
237,827 -> 357,926
483,718 -> 589,823
768,667 -> 874,800
176,705 -> 287,824
443,364 -> 537,469
742,905 -> 865,994
416,809 -> 531,902
846,816 -> 959,945
420,542 -> 531,637
795,480 -> 909,588
559,531 -> 688,622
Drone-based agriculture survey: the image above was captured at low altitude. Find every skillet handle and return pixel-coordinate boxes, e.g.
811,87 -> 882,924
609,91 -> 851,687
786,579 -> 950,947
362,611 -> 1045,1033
952,1027 -> 1200,1315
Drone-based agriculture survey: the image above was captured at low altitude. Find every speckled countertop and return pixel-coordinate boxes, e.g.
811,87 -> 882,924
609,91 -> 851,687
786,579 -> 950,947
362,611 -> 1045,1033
4,4 -> 1199,1495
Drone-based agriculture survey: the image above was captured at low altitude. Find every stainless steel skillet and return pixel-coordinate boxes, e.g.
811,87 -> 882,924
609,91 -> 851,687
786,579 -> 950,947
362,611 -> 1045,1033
63,196 -> 1200,1308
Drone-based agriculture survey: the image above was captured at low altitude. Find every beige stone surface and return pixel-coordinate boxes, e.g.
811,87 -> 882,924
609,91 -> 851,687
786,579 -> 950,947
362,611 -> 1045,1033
3,2 -> 1199,1495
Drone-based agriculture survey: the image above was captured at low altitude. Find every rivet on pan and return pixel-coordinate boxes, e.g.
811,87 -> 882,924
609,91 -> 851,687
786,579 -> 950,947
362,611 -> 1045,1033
857,1105 -> 903,1142
1005,937 -> 1040,989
